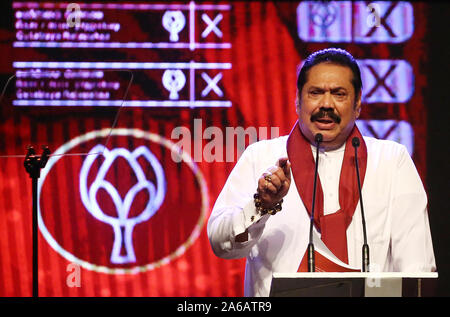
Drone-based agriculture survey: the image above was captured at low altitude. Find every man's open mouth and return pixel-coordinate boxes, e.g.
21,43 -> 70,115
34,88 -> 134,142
311,113 -> 341,124
316,118 -> 335,124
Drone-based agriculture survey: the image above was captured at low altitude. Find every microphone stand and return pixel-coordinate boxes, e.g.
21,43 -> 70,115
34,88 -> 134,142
23,145 -> 50,297
352,138 -> 369,272
308,133 -> 322,272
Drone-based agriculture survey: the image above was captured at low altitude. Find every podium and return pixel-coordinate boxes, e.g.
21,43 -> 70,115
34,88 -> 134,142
269,272 -> 438,297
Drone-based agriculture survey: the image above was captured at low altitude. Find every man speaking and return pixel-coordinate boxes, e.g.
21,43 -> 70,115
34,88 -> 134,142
207,48 -> 436,297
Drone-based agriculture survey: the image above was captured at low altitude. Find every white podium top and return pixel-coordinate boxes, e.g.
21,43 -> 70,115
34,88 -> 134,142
273,272 -> 438,279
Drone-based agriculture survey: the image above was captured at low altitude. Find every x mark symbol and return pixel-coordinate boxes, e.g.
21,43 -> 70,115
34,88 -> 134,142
364,63 -> 397,99
363,121 -> 399,139
201,13 -> 223,38
201,72 -> 223,97
364,1 -> 397,38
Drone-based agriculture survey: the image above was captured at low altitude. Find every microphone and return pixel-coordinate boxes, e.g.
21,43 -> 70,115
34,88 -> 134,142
308,133 -> 323,272
352,137 -> 370,272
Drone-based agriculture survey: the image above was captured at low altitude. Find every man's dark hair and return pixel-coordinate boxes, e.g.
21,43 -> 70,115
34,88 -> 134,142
297,48 -> 362,98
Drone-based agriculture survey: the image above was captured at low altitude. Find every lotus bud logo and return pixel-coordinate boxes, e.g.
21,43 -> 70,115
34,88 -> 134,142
79,144 -> 166,264
38,129 -> 207,274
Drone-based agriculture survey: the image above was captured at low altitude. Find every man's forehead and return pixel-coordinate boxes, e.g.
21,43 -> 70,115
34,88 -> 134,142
307,84 -> 349,90
304,63 -> 354,87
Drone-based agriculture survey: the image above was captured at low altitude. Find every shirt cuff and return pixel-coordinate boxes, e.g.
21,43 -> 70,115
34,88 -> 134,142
232,199 -> 268,236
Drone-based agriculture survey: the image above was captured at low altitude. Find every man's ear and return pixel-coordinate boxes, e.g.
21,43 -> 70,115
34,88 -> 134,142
295,90 -> 300,116
354,91 -> 362,118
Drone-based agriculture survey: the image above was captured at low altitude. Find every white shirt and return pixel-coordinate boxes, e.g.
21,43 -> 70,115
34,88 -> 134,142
315,143 -> 345,216
207,135 -> 436,297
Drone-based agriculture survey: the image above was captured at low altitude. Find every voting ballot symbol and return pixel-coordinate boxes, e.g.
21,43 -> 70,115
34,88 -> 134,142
356,120 -> 414,156
297,1 -> 414,43
79,145 -> 166,264
357,59 -> 414,103
162,69 -> 187,100
309,1 -> 338,38
162,10 -> 186,42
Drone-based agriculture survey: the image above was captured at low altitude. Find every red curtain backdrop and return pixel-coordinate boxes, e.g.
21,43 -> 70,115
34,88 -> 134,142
0,1 -> 430,296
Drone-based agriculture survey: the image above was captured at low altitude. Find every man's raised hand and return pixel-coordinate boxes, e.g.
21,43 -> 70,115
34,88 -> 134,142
257,157 -> 291,208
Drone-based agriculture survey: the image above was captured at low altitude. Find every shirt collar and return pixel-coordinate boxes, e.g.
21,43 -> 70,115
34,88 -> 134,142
310,142 -> 346,157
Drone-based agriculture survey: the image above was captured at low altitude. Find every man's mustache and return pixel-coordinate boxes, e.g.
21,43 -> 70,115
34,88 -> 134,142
310,108 -> 341,124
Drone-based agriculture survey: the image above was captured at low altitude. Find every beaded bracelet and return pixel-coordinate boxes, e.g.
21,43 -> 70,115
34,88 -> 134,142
253,193 -> 283,216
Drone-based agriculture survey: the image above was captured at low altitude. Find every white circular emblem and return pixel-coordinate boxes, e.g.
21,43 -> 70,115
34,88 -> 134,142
38,128 -> 209,274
